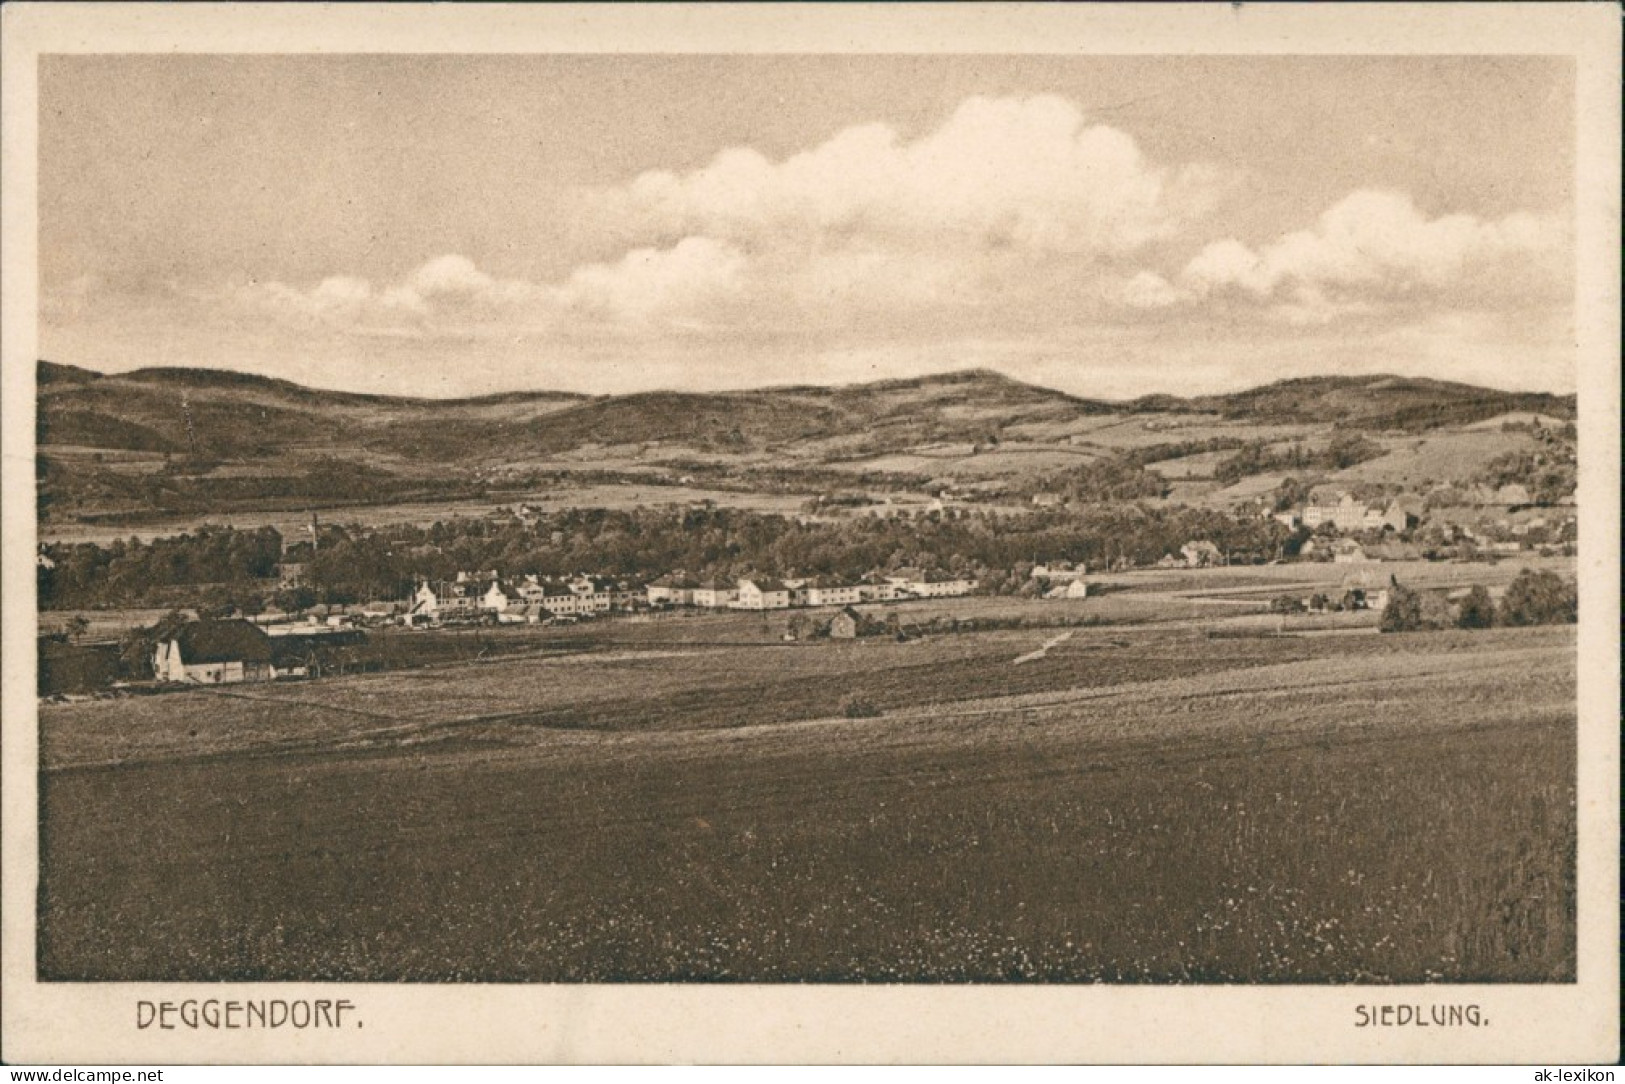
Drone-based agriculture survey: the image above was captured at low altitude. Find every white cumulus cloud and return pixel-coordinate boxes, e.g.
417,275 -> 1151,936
547,236 -> 746,327
597,94 -> 1216,260
1179,189 -> 1565,314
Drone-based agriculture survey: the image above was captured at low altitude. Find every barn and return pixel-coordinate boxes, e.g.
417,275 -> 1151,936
152,619 -> 277,684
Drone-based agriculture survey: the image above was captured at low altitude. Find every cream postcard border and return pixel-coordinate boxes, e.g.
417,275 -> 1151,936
2,2 -> 1618,1065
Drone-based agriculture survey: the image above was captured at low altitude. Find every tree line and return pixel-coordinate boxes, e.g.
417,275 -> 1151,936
1379,569 -> 1578,633
40,503 -> 1296,610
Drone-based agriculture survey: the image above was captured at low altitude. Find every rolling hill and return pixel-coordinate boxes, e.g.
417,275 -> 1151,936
35,360 -> 1575,527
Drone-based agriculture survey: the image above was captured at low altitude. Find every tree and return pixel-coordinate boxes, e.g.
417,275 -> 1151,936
1498,569 -> 1577,627
1456,584 -> 1496,629
1380,585 -> 1424,632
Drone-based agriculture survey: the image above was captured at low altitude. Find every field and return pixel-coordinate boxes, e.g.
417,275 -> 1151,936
37,482 -> 817,546
38,614 -> 1575,983
1330,430 -> 1542,488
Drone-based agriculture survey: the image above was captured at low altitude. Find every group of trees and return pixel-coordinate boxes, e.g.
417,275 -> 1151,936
1030,458 -> 1169,503
39,526 -> 283,609
1379,570 -> 1577,633
1213,432 -> 1384,485
1471,448 -> 1577,506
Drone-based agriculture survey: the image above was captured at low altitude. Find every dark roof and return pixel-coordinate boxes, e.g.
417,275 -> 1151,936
743,577 -> 788,592
170,619 -> 274,664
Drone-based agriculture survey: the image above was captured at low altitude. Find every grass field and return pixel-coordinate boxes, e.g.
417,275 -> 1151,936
37,482 -> 817,545
38,619 -> 1575,983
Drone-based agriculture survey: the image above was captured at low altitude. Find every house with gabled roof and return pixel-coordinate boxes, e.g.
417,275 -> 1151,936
481,580 -> 519,612
737,577 -> 791,610
152,619 -> 277,684
691,579 -> 739,608
828,605 -> 881,639
803,576 -> 865,607
646,575 -> 698,607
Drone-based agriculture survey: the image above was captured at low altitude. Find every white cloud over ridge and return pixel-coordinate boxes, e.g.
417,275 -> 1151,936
211,94 -> 1569,383
605,94 -> 1214,258
1176,189 -> 1566,323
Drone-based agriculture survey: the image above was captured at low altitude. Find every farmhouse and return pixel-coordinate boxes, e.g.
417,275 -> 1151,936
152,619 -> 277,684
1045,580 -> 1090,600
1031,562 -> 1085,583
736,578 -> 791,610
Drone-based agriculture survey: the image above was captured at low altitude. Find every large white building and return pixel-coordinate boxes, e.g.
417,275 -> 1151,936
802,577 -> 865,607
884,569 -> 976,598
736,578 -> 791,610
691,579 -> 739,608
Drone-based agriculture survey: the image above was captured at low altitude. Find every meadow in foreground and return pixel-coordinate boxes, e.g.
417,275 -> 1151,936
38,625 -> 1575,983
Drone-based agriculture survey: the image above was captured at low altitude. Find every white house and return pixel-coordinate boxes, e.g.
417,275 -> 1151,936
414,580 -> 480,620
645,576 -> 697,607
855,581 -> 897,602
736,578 -> 791,610
884,569 -> 975,598
1045,580 -> 1090,600
567,575 -> 614,613
803,577 -> 865,607
536,583 -> 591,616
691,579 -> 739,608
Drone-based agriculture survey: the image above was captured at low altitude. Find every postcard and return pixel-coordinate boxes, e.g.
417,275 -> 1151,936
2,2 -> 1618,1065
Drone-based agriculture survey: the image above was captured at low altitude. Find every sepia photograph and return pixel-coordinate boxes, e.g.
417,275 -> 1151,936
2,2 -> 1618,1066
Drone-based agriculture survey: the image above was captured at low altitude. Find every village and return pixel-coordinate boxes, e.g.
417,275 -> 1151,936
36,471 -> 1580,696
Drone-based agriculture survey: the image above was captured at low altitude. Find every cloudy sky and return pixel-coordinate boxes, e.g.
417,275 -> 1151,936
40,55 -> 1574,399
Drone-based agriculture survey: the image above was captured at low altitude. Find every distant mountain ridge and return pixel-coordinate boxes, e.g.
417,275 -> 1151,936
38,359 -> 1574,427
35,358 -> 1578,527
